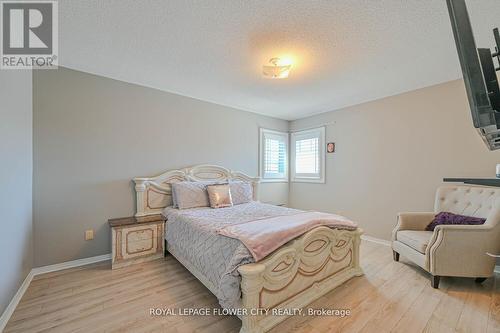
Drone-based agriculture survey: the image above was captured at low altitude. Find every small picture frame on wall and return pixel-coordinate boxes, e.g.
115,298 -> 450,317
327,142 -> 335,153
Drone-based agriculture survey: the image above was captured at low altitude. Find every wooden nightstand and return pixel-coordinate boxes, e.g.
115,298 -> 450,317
108,214 -> 165,269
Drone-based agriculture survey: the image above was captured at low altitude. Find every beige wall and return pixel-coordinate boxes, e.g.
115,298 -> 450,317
0,71 -> 33,314
33,67 -> 289,266
289,80 -> 500,240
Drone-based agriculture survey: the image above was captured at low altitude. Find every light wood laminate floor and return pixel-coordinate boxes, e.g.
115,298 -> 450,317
5,241 -> 499,333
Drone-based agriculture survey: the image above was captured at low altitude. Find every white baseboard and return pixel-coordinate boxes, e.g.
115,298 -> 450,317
0,253 -> 111,332
495,266 -> 500,274
31,253 -> 111,276
0,270 -> 34,333
361,234 -> 391,247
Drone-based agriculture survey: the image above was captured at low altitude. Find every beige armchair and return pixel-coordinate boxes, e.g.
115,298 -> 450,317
392,185 -> 500,288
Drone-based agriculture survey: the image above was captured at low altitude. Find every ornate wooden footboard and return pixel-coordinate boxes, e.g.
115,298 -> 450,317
238,226 -> 363,333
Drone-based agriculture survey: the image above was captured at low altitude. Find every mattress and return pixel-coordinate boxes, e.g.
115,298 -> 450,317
162,202 -> 301,309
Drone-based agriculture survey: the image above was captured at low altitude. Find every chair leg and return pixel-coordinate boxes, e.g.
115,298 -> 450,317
475,277 -> 487,284
392,250 -> 400,262
431,275 -> 440,289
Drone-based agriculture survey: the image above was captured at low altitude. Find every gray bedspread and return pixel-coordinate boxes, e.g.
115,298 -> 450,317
163,202 -> 301,309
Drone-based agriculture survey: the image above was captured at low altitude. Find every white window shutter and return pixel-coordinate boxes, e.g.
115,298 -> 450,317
259,129 -> 289,181
291,127 -> 325,183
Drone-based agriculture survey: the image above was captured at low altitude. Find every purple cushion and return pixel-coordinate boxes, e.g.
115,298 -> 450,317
425,212 -> 486,231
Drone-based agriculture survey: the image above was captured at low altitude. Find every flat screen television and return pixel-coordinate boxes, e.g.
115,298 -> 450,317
446,0 -> 500,150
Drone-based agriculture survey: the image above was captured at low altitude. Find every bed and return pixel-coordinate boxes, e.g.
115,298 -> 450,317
133,165 -> 363,333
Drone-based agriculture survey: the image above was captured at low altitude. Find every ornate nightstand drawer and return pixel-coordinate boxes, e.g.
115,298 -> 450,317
125,226 -> 154,243
122,237 -> 157,258
109,215 -> 165,269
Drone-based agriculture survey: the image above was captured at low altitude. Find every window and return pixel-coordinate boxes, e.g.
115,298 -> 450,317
291,127 -> 325,183
259,128 -> 288,181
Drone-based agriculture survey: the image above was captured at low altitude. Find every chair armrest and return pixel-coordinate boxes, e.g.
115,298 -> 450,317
427,224 -> 498,276
392,212 -> 435,241
434,224 -> 493,232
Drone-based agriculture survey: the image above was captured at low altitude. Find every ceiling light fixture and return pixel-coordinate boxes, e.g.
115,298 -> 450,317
262,57 -> 292,79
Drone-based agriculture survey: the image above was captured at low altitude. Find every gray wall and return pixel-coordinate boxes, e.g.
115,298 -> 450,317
33,67 -> 289,266
0,71 -> 33,314
289,80 -> 500,240
32,68 -> 500,267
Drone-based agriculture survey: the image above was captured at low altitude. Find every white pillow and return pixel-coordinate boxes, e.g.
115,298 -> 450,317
171,183 -> 179,208
172,181 -> 212,209
229,181 -> 253,205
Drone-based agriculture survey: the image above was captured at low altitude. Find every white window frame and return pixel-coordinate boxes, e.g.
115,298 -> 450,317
291,126 -> 325,183
259,128 -> 289,182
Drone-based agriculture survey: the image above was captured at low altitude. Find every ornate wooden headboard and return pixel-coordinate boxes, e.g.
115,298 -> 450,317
133,164 -> 261,217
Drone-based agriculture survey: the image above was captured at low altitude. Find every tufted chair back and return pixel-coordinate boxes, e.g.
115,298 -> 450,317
434,185 -> 500,223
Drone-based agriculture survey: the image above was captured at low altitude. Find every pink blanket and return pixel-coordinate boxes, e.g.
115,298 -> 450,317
216,212 -> 357,261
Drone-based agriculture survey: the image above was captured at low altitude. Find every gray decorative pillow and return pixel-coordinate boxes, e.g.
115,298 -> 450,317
229,181 -> 253,205
172,181 -> 212,209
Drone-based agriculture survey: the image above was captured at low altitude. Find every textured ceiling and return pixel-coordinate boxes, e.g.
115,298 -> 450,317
59,0 -> 500,120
